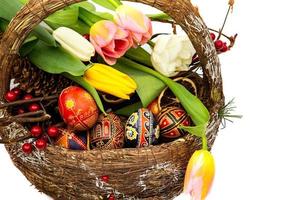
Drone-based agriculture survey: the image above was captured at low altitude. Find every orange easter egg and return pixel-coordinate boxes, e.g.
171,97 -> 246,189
58,86 -> 99,131
147,98 -> 160,116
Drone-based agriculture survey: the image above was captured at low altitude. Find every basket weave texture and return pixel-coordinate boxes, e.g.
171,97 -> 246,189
0,0 -> 224,199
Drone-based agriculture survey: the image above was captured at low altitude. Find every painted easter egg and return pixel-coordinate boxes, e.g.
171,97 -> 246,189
125,108 -> 159,148
58,86 -> 99,131
90,113 -> 125,150
157,107 -> 191,142
55,128 -> 88,150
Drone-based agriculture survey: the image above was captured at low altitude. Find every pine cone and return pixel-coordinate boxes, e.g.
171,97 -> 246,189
11,58 -> 73,96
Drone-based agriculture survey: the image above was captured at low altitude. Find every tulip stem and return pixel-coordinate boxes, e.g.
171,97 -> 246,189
147,40 -> 155,48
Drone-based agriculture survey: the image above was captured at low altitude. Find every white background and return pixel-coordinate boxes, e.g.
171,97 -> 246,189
1,0 -> 300,199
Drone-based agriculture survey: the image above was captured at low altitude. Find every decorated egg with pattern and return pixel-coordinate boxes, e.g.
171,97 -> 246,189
55,128 -> 88,150
58,86 -> 99,131
157,107 -> 191,142
90,113 -> 125,150
125,108 -> 159,148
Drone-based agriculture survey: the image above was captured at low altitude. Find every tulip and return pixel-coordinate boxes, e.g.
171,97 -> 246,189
183,150 -> 215,200
114,5 -> 152,46
151,35 -> 196,77
83,63 -> 137,99
90,20 -> 133,65
53,27 -> 95,61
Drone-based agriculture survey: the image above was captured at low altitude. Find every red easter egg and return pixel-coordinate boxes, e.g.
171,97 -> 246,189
58,86 -> 99,131
157,107 -> 191,142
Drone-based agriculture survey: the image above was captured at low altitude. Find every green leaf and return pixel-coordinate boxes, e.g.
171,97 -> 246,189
115,102 -> 143,116
91,0 -> 122,11
0,0 -> 56,46
20,36 -> 38,56
67,19 -> 91,35
0,18 -> 8,32
180,125 -> 208,149
79,7 -> 113,26
179,125 -> 206,138
113,62 -> 165,107
125,47 -> 152,67
63,73 -> 106,114
45,6 -> 79,28
28,41 -> 88,76
19,0 -> 28,4
70,1 -> 96,11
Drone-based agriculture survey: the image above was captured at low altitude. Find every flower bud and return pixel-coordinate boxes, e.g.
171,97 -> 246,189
90,20 -> 133,65
183,150 -> 215,200
53,27 -> 95,61
151,35 -> 196,77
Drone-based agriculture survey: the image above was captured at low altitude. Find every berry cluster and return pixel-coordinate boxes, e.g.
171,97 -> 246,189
210,33 -> 229,53
22,125 -> 59,154
4,88 -> 42,114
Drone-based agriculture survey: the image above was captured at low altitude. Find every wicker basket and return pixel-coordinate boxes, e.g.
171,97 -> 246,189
0,0 -> 224,199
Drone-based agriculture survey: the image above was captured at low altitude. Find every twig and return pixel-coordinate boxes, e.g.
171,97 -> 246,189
0,112 -> 51,124
0,110 -> 45,122
217,6 -> 231,40
15,114 -> 51,123
0,94 -> 58,109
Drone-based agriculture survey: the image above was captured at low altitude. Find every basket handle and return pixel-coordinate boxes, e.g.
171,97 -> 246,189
0,0 -> 224,143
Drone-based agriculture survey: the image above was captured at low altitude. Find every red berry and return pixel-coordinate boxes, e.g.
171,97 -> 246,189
210,33 -> 216,41
22,143 -> 33,154
17,108 -> 26,115
47,126 -> 59,138
11,88 -> 22,97
30,125 -> 43,137
108,194 -> 115,200
221,43 -> 228,52
5,91 -> 18,102
23,94 -> 33,100
83,34 -> 90,40
214,40 -> 224,50
35,138 -> 47,150
101,175 -> 109,183
28,103 -> 41,112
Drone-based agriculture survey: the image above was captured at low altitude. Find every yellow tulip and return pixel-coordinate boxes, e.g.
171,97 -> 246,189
183,150 -> 215,200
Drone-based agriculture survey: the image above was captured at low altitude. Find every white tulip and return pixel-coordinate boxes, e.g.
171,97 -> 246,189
53,27 -> 95,61
151,35 -> 196,77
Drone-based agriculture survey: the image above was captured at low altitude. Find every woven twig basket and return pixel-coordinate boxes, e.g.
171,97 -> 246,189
0,0 -> 224,199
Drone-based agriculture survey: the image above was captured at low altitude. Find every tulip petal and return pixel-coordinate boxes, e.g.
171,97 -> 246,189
114,5 -> 152,45
90,20 -> 117,47
115,5 -> 148,33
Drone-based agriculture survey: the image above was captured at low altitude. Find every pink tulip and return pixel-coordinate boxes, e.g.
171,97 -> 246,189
90,20 -> 133,65
114,5 -> 152,46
